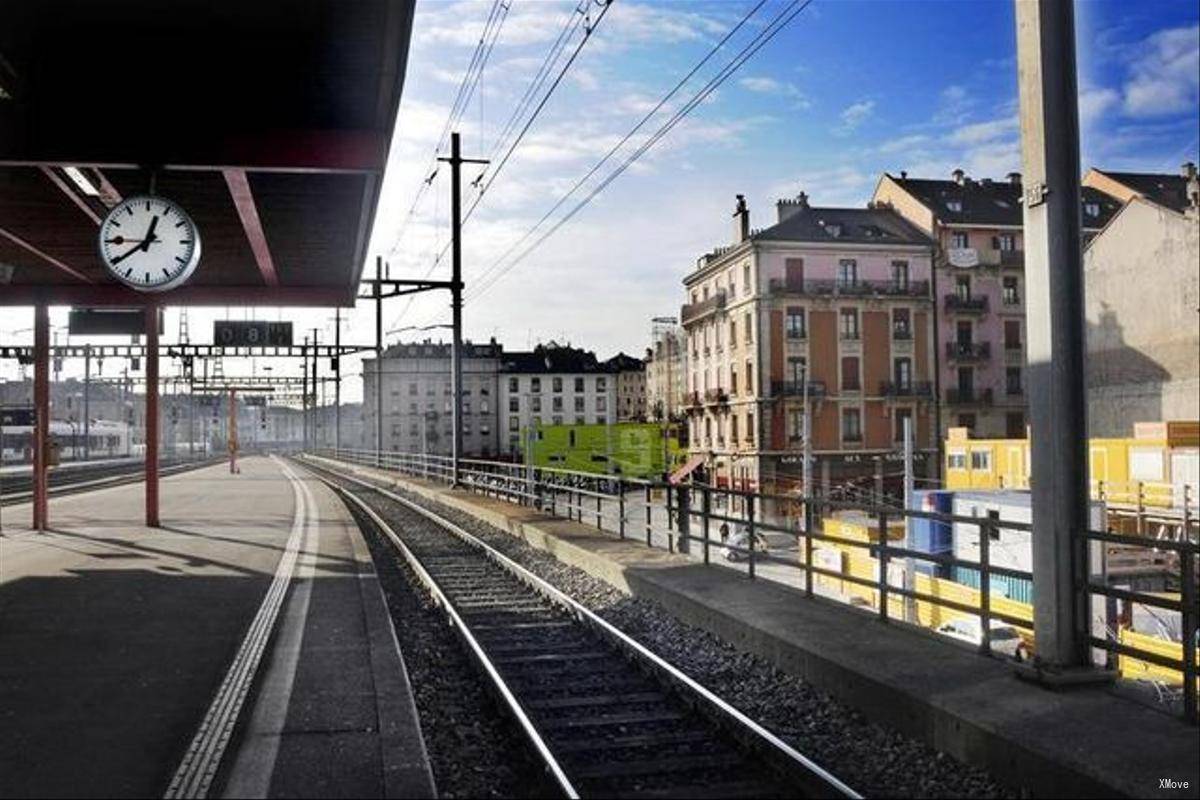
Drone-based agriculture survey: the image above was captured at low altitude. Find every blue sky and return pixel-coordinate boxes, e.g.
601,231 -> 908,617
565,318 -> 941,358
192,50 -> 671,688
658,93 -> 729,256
3,1 -> 1196,398
369,0 -> 1200,360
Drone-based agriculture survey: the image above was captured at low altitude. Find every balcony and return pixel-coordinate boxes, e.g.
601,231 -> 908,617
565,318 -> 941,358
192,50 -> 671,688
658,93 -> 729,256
944,293 -> 989,313
945,387 -> 994,405
767,278 -> 931,299
879,380 -> 933,398
945,341 -> 992,362
681,290 -> 727,326
771,379 -> 827,399
684,391 -> 702,408
703,388 -> 729,406
892,326 -> 913,341
999,249 -> 1024,268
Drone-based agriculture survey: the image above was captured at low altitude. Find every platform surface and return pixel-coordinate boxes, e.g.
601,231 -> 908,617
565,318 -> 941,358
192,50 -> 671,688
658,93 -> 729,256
310,454 -> 1200,800
0,456 -> 433,799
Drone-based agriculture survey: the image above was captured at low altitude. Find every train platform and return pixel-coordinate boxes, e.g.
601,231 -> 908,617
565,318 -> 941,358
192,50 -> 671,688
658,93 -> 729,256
0,456 -> 434,799
307,454 -> 1200,800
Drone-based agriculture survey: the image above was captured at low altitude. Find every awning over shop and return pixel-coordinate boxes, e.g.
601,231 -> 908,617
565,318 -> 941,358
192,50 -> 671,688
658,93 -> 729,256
669,453 -> 706,485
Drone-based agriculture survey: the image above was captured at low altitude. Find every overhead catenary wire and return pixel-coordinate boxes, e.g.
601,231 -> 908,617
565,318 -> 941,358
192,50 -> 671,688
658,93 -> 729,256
465,0 -> 813,304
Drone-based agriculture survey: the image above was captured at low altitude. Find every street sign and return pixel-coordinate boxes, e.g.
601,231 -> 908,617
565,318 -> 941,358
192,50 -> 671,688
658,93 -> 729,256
69,309 -> 159,335
213,320 -> 293,347
0,407 -> 36,426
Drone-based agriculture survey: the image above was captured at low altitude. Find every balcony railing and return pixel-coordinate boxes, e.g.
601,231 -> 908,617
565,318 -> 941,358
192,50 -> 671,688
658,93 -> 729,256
892,326 -> 913,340
768,278 -> 930,299
999,249 -> 1024,268
703,388 -> 729,405
771,379 -> 827,399
684,391 -> 702,408
945,387 -> 994,405
879,380 -> 933,398
944,294 -> 989,313
945,341 -> 992,361
681,290 -> 727,326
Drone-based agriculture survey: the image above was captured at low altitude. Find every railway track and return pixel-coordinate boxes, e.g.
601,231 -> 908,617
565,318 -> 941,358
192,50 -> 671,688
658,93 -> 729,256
0,457 -> 220,506
304,460 -> 860,800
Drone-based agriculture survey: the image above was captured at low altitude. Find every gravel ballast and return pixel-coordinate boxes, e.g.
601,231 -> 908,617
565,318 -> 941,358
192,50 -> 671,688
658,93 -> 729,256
360,483 -> 1019,800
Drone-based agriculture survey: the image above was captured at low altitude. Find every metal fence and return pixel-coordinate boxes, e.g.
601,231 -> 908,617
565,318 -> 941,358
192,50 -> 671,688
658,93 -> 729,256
316,447 -> 1199,722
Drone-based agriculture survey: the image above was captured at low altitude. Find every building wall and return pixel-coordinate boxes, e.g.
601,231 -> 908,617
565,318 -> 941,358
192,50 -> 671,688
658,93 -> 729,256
646,326 -> 686,421
499,372 -> 615,456
615,368 -> 646,421
1084,198 -> 1200,435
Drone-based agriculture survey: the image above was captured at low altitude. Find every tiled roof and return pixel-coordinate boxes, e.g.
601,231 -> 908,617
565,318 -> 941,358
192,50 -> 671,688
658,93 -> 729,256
751,204 -> 933,246
1090,170 -> 1192,213
380,341 -> 501,360
500,344 -> 604,374
603,352 -> 644,373
888,174 -> 1121,229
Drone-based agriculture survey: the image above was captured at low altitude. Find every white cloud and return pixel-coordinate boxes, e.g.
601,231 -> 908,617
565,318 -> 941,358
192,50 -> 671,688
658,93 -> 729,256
1122,24 -> 1200,117
877,134 -> 930,155
1079,86 -> 1119,124
835,100 -> 875,135
948,116 -> 1017,146
933,84 -> 975,125
737,76 -> 811,109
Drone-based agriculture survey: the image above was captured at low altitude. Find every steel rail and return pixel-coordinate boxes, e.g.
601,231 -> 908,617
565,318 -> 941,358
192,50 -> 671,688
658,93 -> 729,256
302,459 -> 861,799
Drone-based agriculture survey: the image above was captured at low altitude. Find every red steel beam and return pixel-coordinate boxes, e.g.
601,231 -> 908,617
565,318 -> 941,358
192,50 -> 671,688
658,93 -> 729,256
145,306 -> 160,527
223,169 -> 280,287
33,304 -> 49,531
38,166 -> 102,226
0,285 -> 352,307
0,224 -> 93,283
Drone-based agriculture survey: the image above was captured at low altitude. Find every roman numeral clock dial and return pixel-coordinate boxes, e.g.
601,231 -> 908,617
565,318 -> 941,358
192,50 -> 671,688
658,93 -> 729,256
98,196 -> 202,292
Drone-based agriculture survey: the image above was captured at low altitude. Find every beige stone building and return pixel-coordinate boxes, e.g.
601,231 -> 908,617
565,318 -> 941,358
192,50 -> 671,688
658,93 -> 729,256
604,352 -> 647,422
645,320 -> 686,422
1081,164 -> 1200,435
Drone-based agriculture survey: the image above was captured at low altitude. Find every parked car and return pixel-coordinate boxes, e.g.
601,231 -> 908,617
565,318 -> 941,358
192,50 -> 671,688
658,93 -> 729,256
935,618 -> 1030,661
721,527 -> 771,562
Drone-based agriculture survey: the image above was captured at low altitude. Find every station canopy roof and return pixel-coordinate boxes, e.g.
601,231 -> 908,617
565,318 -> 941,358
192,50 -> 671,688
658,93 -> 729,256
0,0 -> 414,307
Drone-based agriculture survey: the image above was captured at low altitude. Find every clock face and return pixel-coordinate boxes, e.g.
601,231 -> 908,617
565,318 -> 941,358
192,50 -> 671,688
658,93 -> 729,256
98,195 -> 201,292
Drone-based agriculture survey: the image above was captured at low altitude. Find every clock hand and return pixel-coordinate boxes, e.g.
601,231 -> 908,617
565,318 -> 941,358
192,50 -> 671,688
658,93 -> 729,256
109,243 -> 145,265
139,216 -> 160,252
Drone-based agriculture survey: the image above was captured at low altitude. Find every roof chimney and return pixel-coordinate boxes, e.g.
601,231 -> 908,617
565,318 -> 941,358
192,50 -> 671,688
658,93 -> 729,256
951,168 -> 965,185
1006,171 -> 1022,186
733,194 -> 750,243
775,191 -> 809,223
899,170 -> 908,180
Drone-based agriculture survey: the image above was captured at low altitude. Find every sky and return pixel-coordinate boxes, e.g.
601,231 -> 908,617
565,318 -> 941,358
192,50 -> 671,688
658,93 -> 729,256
2,0 -> 1198,402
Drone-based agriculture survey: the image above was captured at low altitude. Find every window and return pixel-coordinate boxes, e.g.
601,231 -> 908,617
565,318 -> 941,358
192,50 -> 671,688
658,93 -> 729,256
891,260 -> 909,290
408,382 -> 417,395
955,275 -> 971,300
552,416 -> 562,426
786,307 -> 806,339
744,312 -> 753,343
552,377 -> 562,392
1002,276 -> 1020,305
743,264 -> 751,296
894,357 -> 912,389
957,413 -> 976,431
946,199 -> 962,213
509,416 -> 519,432
1085,201 -> 1100,218
596,396 -> 607,412
842,408 -> 862,441
552,396 -> 563,412
509,397 -> 519,412
841,356 -> 861,391
729,320 -> 737,346
481,400 -> 489,414
462,401 -> 471,415
481,423 -> 490,436
574,396 -> 584,412
1004,319 -> 1022,350
1006,412 -> 1025,438
892,308 -> 911,339
787,356 -> 806,385
596,377 -> 607,392
970,450 -> 991,470
730,367 -> 738,395
745,411 -> 754,443
837,259 -> 858,288
839,308 -> 860,339
531,396 -> 542,412
1006,367 -> 1022,396
948,451 -> 967,470
463,420 -> 472,436
575,416 -> 586,425
531,377 -> 541,393
574,377 -> 584,392
745,360 -> 754,392
409,402 -> 418,413
731,414 -> 739,444
894,407 -> 913,443
508,377 -> 518,392
951,231 -> 969,248
996,233 -> 1016,251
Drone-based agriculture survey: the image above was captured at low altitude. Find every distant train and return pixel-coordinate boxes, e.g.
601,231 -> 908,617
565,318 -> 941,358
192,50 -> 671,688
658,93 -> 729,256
944,421 -> 1200,510
0,419 -> 134,463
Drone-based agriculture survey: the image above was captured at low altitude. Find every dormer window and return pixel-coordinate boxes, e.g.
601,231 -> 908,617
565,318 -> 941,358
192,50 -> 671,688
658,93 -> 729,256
946,199 -> 963,212
824,223 -> 842,237
951,231 -> 970,248
1085,202 -> 1100,218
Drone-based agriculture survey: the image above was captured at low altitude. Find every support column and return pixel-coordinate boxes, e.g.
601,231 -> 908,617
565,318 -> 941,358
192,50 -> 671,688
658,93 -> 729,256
449,133 -> 464,487
33,304 -> 49,531
145,305 -> 160,528
83,345 -> 91,462
374,256 -> 384,466
1016,0 -> 1091,672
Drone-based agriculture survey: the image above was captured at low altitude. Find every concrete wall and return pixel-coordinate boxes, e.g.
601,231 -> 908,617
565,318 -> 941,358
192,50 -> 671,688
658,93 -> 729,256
1084,198 -> 1200,436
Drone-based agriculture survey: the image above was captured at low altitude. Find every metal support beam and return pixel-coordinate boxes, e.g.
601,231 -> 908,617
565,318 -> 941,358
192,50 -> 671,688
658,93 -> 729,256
224,169 -> 280,287
334,308 -> 341,453
33,305 -> 49,531
1016,0 -> 1091,671
145,306 -> 160,527
374,256 -> 384,466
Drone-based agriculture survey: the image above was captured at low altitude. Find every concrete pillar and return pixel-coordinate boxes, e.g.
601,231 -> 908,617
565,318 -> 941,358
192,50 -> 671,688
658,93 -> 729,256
145,306 -> 160,527
33,304 -> 49,531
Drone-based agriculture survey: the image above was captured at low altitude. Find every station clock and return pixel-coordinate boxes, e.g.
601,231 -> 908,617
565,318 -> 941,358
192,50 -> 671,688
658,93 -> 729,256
98,196 -> 202,292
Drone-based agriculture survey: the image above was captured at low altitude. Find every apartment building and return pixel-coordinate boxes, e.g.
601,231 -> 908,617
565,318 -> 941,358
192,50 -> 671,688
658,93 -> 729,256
680,194 -> 937,506
645,320 -> 687,422
362,340 -> 501,457
1082,163 -> 1200,435
499,343 -> 616,457
604,352 -> 646,422
873,169 -> 1121,440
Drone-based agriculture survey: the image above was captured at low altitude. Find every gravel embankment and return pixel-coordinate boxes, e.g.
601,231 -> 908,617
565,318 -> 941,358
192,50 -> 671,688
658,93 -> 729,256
344,502 -> 554,800
367,486 -> 1019,800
